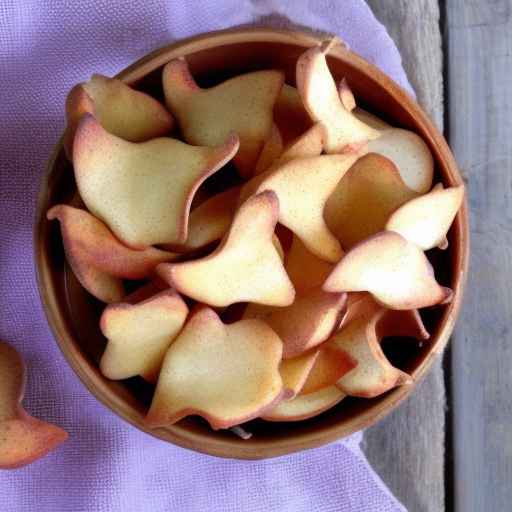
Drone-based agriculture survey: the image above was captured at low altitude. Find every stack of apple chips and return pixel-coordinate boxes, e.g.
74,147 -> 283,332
48,40 -> 463,432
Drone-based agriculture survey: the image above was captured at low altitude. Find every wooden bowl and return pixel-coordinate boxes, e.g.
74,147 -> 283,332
34,28 -> 469,459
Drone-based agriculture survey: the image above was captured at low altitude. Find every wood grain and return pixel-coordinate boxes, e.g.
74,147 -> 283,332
446,0 -> 512,510
364,2 -> 446,511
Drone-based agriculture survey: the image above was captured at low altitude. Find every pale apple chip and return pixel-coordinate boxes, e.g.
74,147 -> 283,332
279,351 -> 320,399
100,289 -> 188,383
352,107 -> 392,130
327,311 -> 412,398
243,153 -> 361,262
278,123 -> 325,164
296,40 -> 380,153
156,191 -> 295,307
0,341 -> 67,469
254,124 -> 283,175
299,345 -> 357,395
284,236 -> 335,294
145,307 -> 283,430
272,233 -> 285,261
245,287 -> 347,359
47,205 -> 176,279
327,301 -> 429,398
163,58 -> 283,178
47,207 -> 125,303
163,187 -> 240,253
324,153 -> 418,250
367,128 -> 434,193
64,74 -> 174,157
337,292 -> 376,331
386,184 -> 464,250
323,231 -> 452,309
339,293 -> 429,340
73,114 -> 239,248
262,386 -> 345,422
273,83 -> 312,144
70,266 -> 124,304
338,78 -> 356,112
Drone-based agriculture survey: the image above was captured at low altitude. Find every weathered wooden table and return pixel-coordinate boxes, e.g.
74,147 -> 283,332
363,1 -> 512,510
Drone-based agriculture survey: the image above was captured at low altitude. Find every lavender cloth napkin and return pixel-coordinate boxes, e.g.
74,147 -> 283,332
0,1 -> 412,510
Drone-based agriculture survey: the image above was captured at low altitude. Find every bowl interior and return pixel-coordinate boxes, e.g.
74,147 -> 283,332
35,30 -> 468,459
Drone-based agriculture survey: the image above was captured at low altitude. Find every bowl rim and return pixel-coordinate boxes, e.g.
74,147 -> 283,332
34,27 -> 469,459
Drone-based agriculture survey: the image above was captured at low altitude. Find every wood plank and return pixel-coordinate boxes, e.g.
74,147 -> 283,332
364,2 -> 446,511
445,1 -> 512,510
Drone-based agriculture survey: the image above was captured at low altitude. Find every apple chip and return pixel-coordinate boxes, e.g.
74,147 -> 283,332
262,386 -> 345,422
254,124 -> 283,175
163,58 -> 284,177
100,289 -> 188,383
48,210 -> 125,303
367,128 -> 434,193
273,83 -> 312,144
157,191 -> 295,307
352,107 -> 391,130
164,187 -> 240,253
0,341 -> 67,469
337,78 -> 356,112
326,304 -> 428,398
145,307 -> 283,430
278,351 -> 320,399
296,40 -> 380,153
299,345 -> 357,395
278,123 -> 325,164
337,292 -> 376,331
73,114 -> 239,248
324,153 -> 418,249
338,293 -> 429,339
47,205 -> 176,279
328,314 -> 411,398
245,287 -> 347,359
284,236 -> 335,294
64,74 -> 174,156
323,231 -> 451,309
245,153 -> 361,262
386,184 -> 464,250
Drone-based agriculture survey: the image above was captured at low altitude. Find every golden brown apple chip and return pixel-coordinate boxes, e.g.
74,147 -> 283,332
284,236 -> 335,295
145,307 -> 283,430
64,74 -> 174,157
262,386 -> 345,422
324,231 -> 452,309
324,153 -> 418,250
73,114 -> 239,248
296,40 -> 380,153
0,341 -> 67,469
163,187 -> 241,253
163,58 -> 283,177
278,351 -> 320,399
386,184 -> 464,250
367,128 -> 434,193
47,205 -> 176,279
273,83 -> 312,144
243,152 -> 361,262
254,124 -> 284,175
324,300 -> 428,398
100,289 -> 188,383
157,191 -> 295,307
244,287 -> 347,359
